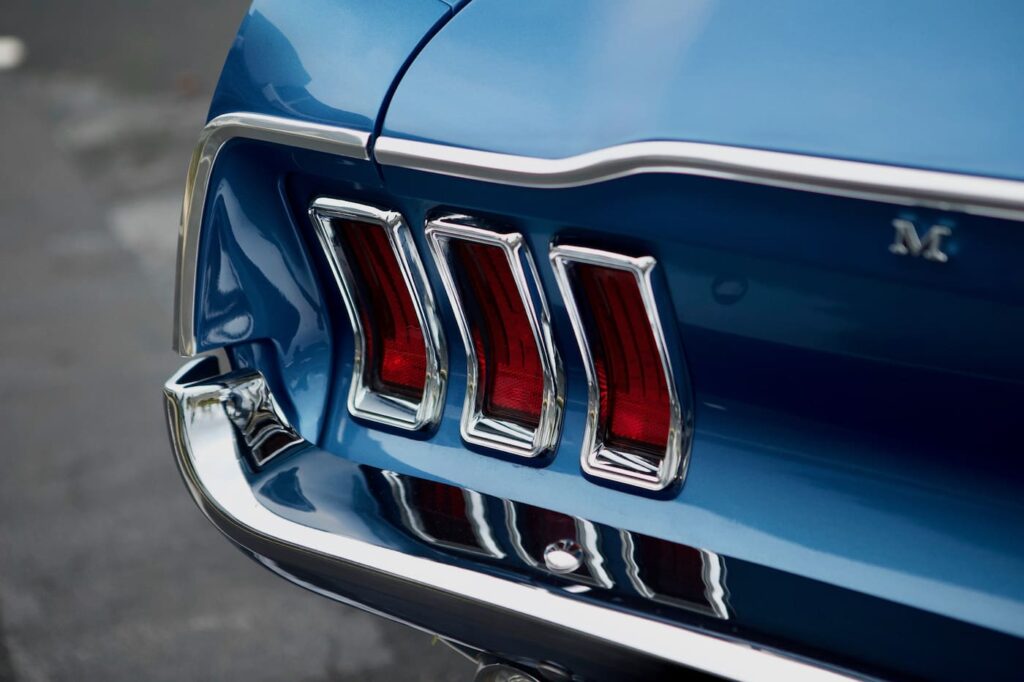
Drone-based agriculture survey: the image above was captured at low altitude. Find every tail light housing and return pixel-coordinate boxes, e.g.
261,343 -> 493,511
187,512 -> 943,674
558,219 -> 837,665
309,198 -> 446,431
426,217 -> 563,457
382,472 -> 505,558
621,531 -> 728,619
504,501 -> 613,588
550,245 -> 691,490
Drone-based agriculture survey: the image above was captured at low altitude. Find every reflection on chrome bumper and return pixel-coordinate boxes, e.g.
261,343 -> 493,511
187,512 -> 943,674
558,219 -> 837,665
164,356 -> 858,682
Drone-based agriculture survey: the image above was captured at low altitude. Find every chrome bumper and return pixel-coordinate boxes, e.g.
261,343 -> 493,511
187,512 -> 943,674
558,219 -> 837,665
164,356 -> 858,682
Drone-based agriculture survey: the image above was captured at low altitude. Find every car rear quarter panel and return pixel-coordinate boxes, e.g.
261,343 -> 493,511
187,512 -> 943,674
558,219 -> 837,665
181,0 -> 1024,677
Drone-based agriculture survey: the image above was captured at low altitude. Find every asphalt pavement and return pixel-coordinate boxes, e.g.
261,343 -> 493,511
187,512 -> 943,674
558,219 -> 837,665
0,3 -> 472,680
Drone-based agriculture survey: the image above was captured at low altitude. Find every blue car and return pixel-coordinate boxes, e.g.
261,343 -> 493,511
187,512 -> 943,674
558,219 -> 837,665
164,1 -> 1024,679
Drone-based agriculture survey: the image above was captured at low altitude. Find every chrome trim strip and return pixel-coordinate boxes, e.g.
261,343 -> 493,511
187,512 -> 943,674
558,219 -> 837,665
174,113 -> 371,356
309,198 -> 447,431
221,370 -> 304,467
176,117 -> 1024,356
426,218 -> 563,457
374,136 -> 1024,221
383,471 -> 505,559
503,500 -> 613,589
621,531 -> 729,620
165,356 -> 860,682
550,245 -> 690,491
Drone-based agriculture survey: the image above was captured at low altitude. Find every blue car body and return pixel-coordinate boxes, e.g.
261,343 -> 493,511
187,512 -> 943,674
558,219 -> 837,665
166,1 -> 1024,679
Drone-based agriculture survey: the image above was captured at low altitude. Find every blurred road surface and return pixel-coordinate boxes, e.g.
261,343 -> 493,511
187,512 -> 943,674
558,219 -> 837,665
0,3 -> 472,680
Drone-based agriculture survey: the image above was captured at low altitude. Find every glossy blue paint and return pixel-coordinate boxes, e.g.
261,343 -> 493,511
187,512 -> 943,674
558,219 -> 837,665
196,0 -> 455,432
197,137 -> 1024,646
210,0 -> 452,131
383,0 -> 1024,180
354,166 -> 1024,640
242,448 -> 1024,681
184,0 -> 1024,676
194,141 -> 382,437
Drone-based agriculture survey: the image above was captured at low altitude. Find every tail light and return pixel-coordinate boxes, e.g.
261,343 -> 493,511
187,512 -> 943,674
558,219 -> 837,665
550,245 -> 690,490
505,501 -> 613,587
309,198 -> 446,430
622,531 -> 728,619
382,472 -> 504,558
426,217 -> 563,457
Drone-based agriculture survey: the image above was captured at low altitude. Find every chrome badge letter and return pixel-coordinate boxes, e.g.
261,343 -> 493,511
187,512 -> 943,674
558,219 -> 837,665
889,219 -> 952,263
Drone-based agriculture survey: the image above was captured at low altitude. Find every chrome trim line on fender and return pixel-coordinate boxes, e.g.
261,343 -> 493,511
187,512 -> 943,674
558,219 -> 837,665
426,217 -> 563,457
309,198 -> 447,431
165,355 -> 861,682
176,115 -> 1024,355
374,136 -> 1024,222
174,113 -> 371,356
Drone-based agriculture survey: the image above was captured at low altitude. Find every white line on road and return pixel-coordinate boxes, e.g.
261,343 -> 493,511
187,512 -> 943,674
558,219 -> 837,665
0,37 -> 26,71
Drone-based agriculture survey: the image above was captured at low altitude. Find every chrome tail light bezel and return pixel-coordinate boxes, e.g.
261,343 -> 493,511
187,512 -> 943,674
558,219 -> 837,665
550,245 -> 691,491
426,217 -> 564,458
309,198 -> 447,431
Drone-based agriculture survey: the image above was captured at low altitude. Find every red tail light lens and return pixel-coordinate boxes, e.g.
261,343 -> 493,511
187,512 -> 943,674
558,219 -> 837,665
310,199 -> 446,431
382,472 -> 505,558
451,240 -> 543,426
624,532 -> 727,618
427,219 -> 563,458
336,221 -> 426,398
514,504 -> 579,562
575,264 -> 670,454
633,535 -> 708,605
551,246 -> 689,491
406,478 -> 478,548
506,502 -> 614,587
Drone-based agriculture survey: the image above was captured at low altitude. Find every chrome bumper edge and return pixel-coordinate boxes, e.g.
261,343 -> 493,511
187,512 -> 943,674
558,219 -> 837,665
164,356 -> 861,682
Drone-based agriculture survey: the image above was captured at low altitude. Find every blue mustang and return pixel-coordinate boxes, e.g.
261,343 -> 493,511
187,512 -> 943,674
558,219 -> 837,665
165,1 -> 1024,679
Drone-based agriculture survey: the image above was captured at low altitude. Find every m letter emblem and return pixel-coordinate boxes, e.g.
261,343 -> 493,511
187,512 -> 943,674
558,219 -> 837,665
889,219 -> 952,263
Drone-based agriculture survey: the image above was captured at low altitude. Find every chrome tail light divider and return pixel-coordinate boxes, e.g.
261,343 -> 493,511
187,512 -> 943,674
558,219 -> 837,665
426,217 -> 564,457
309,198 -> 447,431
550,245 -> 691,490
